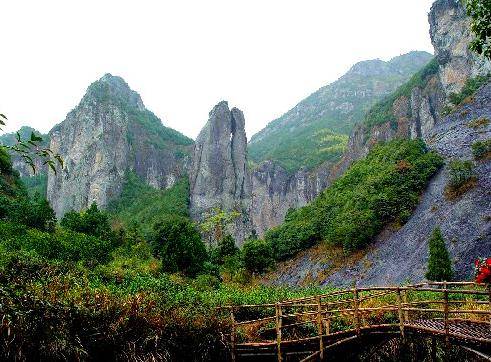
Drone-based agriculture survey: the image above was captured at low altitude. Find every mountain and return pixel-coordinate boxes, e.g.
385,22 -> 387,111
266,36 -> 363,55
47,74 -> 193,217
0,126 -> 49,176
265,0 -> 491,286
189,101 -> 253,243
248,51 -> 433,172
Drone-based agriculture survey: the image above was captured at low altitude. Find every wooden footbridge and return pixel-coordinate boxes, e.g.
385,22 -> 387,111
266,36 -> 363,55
224,282 -> 491,361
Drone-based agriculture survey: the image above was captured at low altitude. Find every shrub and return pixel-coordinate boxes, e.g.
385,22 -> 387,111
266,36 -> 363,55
152,215 -> 207,277
0,194 -> 56,232
242,238 -> 273,274
471,139 -> 491,159
447,160 -> 475,189
61,202 -> 114,240
211,234 -> 239,265
448,74 -> 491,107
261,139 -> 443,256
425,228 -> 453,281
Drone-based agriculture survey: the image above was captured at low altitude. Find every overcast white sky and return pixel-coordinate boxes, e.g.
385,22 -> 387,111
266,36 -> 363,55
0,0 -> 435,139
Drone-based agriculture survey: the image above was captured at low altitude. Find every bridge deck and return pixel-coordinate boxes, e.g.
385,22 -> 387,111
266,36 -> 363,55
228,282 -> 491,361
406,319 -> 491,342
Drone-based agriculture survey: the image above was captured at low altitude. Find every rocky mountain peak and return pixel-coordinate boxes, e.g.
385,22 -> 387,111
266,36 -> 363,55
47,74 -> 191,217
190,101 -> 252,244
346,59 -> 390,77
84,73 -> 145,112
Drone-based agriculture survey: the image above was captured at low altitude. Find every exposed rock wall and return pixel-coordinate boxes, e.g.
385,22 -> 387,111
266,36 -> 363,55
430,0 -> 491,95
268,83 -> 491,287
333,0 -> 490,180
189,101 -> 252,243
47,74 -> 191,217
250,162 -> 332,236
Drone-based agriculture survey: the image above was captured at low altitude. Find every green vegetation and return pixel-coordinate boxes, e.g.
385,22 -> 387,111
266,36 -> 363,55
364,58 -> 439,129
448,74 -> 491,108
425,227 -> 453,281
256,139 -> 443,264
152,215 -> 207,276
464,0 -> 491,60
61,202 -> 115,241
472,139 -> 491,159
444,160 -> 477,200
248,52 -> 433,172
447,160 -> 475,189
109,172 -> 190,236
242,238 -> 274,274
250,127 -> 348,172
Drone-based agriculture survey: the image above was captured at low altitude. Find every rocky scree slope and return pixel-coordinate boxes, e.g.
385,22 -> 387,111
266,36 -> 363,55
266,0 -> 491,286
47,74 -> 193,218
269,83 -> 491,286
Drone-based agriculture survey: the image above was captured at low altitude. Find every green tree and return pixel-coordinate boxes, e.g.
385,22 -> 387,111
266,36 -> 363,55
60,202 -> 113,240
199,207 -> 240,247
242,238 -> 273,274
464,0 -> 491,60
448,160 -> 475,189
152,215 -> 207,276
425,228 -> 453,281
211,233 -> 239,265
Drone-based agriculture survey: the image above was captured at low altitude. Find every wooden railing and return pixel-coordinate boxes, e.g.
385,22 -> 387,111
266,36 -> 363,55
224,282 -> 491,361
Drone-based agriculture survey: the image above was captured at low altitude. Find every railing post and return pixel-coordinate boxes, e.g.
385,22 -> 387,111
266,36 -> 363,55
443,281 -> 449,345
488,285 -> 491,332
275,302 -> 283,362
396,287 -> 405,338
353,287 -> 360,336
402,289 -> 409,322
230,306 -> 236,362
317,296 -> 324,360
324,312 -> 331,335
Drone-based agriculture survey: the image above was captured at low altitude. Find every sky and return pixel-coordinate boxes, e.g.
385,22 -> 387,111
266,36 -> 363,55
0,0 -> 435,139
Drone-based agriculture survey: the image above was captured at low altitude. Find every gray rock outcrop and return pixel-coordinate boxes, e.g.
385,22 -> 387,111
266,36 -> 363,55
189,101 -> 252,243
270,83 -> 491,287
333,0 -> 490,180
266,0 -> 491,286
47,74 -> 192,217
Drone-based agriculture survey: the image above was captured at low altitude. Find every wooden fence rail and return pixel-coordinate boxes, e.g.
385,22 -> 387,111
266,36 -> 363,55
225,282 -> 491,361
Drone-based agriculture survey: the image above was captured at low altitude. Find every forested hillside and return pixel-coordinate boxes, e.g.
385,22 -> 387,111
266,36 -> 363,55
248,51 -> 433,172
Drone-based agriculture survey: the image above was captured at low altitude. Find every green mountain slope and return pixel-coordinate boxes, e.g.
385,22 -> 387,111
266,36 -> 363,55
108,172 -> 190,236
248,51 -> 433,172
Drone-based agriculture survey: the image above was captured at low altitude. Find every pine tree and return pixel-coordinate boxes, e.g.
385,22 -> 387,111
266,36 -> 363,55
425,227 -> 453,281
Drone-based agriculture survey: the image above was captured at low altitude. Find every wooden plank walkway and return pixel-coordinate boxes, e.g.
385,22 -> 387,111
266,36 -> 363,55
224,282 -> 491,361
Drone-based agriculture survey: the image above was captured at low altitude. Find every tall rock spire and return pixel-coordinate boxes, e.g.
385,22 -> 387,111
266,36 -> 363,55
189,101 -> 252,244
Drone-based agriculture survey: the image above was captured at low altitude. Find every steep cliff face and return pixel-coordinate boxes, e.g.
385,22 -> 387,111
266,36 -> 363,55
429,0 -> 491,95
251,162 -> 332,236
47,74 -> 192,217
335,0 -> 490,179
189,101 -> 252,243
269,83 -> 491,286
